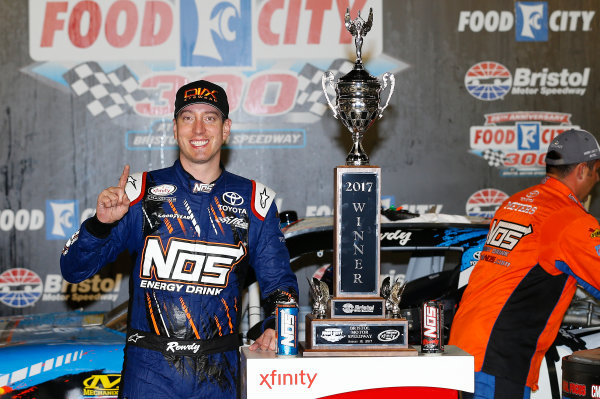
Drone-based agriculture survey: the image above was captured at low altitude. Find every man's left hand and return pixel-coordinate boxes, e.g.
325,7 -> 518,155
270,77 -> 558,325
248,328 -> 276,351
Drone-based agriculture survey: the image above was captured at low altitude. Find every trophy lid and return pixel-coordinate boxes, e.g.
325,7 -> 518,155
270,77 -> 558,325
339,61 -> 378,83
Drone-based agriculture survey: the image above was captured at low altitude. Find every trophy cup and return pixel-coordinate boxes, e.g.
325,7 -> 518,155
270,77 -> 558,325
304,9 -> 413,356
322,8 -> 395,166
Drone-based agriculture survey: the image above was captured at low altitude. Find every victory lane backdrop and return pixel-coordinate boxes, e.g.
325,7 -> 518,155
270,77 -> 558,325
0,0 -> 598,315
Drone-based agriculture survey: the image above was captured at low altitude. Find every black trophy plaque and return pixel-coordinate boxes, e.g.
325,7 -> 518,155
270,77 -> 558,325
303,167 -> 413,357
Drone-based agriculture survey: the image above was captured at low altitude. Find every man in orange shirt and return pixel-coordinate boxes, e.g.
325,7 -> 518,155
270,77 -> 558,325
450,129 -> 600,399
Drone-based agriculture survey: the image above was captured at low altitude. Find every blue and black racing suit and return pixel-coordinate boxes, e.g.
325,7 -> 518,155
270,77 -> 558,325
60,160 -> 298,399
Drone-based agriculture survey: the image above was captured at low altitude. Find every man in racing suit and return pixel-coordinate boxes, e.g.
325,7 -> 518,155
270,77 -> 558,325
60,80 -> 298,399
450,129 -> 600,399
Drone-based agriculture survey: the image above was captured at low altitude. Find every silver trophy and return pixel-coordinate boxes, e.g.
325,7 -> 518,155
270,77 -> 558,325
322,8 -> 395,166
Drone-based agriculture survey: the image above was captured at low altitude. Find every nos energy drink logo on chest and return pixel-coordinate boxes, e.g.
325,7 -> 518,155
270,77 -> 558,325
180,0 -> 252,67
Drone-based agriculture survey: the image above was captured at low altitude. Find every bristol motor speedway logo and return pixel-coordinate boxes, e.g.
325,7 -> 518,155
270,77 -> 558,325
0,268 -> 43,308
469,111 -> 580,177
458,2 -> 595,42
465,61 -> 590,101
0,267 -> 123,308
466,189 -> 508,219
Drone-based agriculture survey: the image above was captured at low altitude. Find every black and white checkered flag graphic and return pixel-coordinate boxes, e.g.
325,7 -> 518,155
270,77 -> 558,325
63,62 -> 149,118
482,149 -> 507,167
294,59 -> 354,116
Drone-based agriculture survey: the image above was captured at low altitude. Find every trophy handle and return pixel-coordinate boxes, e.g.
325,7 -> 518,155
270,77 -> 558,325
378,72 -> 395,119
321,71 -> 339,119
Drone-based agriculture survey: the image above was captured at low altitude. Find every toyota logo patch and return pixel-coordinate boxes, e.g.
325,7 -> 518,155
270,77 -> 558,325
223,192 -> 244,206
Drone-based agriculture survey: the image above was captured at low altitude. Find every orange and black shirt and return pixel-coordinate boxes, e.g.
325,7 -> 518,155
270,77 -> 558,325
449,176 -> 600,390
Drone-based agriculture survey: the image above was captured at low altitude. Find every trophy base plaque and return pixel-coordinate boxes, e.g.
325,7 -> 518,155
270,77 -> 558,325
303,314 -> 417,357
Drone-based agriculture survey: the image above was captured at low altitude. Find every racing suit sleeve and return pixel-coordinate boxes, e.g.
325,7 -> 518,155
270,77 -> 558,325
552,213 -> 600,299
60,210 -> 137,284
249,200 -> 299,335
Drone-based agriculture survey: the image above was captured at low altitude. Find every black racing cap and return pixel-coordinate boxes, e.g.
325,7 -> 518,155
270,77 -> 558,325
545,129 -> 600,166
173,80 -> 229,119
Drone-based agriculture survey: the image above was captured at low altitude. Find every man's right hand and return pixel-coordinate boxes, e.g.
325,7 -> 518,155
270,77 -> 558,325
96,165 -> 131,224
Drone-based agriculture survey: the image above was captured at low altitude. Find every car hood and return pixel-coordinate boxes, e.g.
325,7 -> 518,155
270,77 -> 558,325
0,311 -> 124,348
0,311 -> 125,393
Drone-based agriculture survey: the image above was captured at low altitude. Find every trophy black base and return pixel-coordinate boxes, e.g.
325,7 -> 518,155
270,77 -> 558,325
304,314 -> 416,357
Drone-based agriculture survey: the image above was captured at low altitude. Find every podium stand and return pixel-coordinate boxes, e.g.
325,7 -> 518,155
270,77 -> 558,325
240,345 -> 474,398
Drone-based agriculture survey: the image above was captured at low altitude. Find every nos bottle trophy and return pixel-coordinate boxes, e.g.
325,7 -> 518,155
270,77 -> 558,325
304,9 -> 414,356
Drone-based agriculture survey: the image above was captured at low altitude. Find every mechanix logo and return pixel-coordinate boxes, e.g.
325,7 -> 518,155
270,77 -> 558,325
83,374 -> 121,397
140,236 -> 246,287
486,219 -> 533,251
590,228 -> 600,238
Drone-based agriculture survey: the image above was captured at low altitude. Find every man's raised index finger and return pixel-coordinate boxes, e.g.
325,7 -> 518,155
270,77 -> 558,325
119,165 -> 130,188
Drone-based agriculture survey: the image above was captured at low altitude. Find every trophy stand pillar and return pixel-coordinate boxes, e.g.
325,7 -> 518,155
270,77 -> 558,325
303,166 -> 414,356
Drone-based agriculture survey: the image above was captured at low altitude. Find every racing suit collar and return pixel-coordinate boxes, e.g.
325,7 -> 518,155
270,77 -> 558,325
542,175 -> 587,210
173,159 -> 225,194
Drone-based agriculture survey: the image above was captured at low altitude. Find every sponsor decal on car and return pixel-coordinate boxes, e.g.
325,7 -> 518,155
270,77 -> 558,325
83,374 -> 121,398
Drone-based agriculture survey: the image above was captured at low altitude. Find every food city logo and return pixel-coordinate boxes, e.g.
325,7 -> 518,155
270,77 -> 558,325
458,2 -> 595,41
0,201 -> 94,240
464,61 -> 590,101
468,111 -> 580,177
466,189 -> 509,219
0,268 -> 123,308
